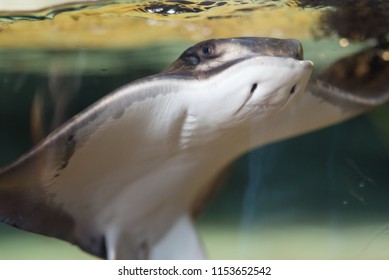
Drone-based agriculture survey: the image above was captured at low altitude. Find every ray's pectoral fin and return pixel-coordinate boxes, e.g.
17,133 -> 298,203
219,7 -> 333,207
314,42 -> 389,107
0,169 -> 76,245
0,159 -> 107,259
0,190 -> 73,239
150,213 -> 206,260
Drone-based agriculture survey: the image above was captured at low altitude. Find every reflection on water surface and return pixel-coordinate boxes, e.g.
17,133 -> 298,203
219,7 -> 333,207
0,0 -> 388,259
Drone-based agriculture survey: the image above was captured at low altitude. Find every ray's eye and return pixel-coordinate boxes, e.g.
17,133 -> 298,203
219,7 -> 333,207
201,44 -> 213,56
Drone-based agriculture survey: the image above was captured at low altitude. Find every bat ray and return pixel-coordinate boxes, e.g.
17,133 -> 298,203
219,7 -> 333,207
0,37 -> 387,259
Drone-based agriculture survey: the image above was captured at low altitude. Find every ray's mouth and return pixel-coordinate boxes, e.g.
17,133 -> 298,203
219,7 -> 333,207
247,94 -> 291,113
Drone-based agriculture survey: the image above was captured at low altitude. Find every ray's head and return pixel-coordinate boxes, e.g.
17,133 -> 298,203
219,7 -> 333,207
165,37 -> 313,129
164,37 -> 305,75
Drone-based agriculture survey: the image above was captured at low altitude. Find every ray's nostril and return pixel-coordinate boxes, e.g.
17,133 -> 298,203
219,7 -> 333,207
290,84 -> 296,95
250,83 -> 258,94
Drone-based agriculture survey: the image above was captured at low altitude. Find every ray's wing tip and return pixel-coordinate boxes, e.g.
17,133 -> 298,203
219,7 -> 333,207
310,80 -> 389,106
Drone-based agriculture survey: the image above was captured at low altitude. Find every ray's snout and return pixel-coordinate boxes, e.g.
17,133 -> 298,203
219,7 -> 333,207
288,39 -> 304,60
235,37 -> 305,60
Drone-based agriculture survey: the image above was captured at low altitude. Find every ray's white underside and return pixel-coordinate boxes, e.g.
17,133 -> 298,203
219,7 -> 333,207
44,56 -> 312,259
